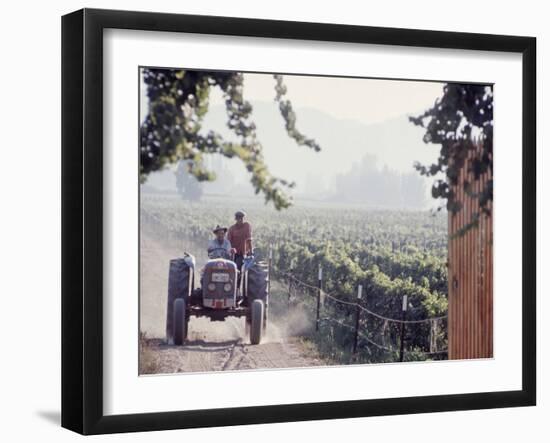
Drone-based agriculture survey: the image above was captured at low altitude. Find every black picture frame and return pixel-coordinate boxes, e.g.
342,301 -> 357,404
61,8 -> 536,435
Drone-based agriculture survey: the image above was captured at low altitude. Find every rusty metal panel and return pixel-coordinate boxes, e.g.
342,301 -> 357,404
448,143 -> 493,360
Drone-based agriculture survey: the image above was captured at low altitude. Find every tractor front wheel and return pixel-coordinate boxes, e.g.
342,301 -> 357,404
173,298 -> 188,345
250,299 -> 264,345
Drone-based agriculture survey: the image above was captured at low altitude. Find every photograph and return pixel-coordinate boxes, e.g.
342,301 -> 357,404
0,0 -> 542,438
138,67 -> 494,375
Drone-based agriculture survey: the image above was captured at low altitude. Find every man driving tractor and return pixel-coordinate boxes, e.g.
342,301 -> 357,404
207,225 -> 235,259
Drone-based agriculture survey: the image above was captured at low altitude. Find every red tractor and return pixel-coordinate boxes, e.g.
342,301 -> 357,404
166,249 -> 270,345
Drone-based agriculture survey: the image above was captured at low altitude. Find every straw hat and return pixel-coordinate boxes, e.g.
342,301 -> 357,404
212,225 -> 228,234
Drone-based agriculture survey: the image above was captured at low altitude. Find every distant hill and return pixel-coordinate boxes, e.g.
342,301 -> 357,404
142,101 -> 440,209
201,101 -> 438,186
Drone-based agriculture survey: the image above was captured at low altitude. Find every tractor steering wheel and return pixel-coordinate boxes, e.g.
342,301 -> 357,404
208,247 -> 232,259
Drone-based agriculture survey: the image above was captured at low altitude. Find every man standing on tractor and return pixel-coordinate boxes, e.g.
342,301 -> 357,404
228,210 -> 253,286
207,225 -> 235,259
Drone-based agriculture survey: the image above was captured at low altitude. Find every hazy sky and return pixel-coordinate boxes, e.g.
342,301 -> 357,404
140,71 -> 443,128
212,73 -> 444,126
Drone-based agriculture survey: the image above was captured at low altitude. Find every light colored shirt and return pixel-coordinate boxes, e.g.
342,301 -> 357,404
228,222 -> 252,255
207,238 -> 232,258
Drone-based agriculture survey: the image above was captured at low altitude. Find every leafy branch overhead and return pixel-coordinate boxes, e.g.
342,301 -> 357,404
409,84 -> 493,232
140,69 -> 321,209
273,74 -> 321,152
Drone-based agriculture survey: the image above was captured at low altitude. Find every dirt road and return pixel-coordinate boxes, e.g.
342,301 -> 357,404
141,317 -> 323,374
140,229 -> 324,374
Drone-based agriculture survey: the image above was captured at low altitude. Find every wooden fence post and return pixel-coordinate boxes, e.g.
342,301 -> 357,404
429,319 -> 435,354
316,265 -> 323,331
399,294 -> 408,362
287,268 -> 293,306
268,244 -> 273,296
352,285 -> 363,354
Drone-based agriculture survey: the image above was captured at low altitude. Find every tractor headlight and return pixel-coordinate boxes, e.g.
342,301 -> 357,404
223,283 -> 232,292
207,283 -> 216,291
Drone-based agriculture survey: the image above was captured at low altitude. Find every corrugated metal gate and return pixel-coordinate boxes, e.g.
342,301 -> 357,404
448,144 -> 493,359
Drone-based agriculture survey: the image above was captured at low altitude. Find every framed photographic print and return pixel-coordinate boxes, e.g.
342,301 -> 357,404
61,8 -> 536,435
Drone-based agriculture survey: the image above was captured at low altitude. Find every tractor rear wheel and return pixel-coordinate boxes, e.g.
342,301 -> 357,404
246,263 -> 268,302
167,257 -> 193,344
250,299 -> 264,345
173,298 -> 188,345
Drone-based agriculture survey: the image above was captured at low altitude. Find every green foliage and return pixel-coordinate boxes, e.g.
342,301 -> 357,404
410,83 -> 493,225
140,69 -> 320,209
273,74 -> 321,152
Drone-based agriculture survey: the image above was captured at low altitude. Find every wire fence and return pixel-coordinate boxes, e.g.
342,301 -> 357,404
278,268 -> 448,361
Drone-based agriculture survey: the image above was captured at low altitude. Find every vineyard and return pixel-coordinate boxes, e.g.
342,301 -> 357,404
141,193 -> 449,365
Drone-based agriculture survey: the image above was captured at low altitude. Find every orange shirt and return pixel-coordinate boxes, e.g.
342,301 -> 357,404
228,222 -> 252,255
